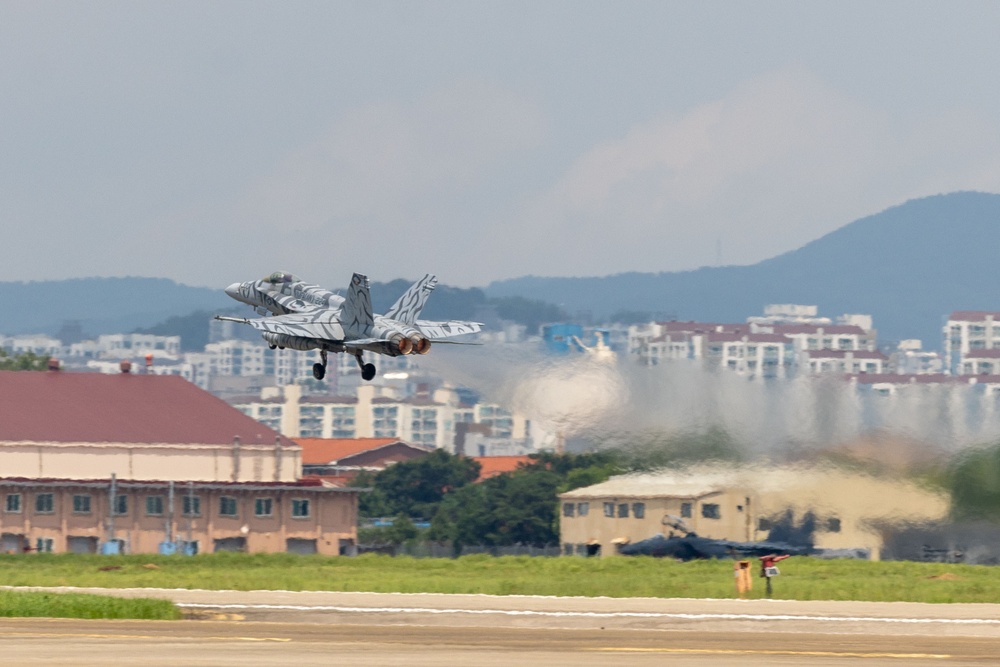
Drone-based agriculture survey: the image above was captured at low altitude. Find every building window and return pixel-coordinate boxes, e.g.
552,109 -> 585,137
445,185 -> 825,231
5,493 -> 22,513
701,503 -> 721,519
113,495 -> 128,516
219,496 -> 238,517
758,517 -> 772,532
72,495 -> 91,514
35,493 -> 54,514
617,503 -> 629,518
182,495 -> 201,517
35,538 -> 53,553
146,495 -> 164,516
826,517 -> 841,533
577,502 -> 589,517
562,502 -> 575,518
255,498 -> 273,517
680,502 -> 692,518
632,502 -> 645,519
291,499 -> 310,518
603,502 -> 615,518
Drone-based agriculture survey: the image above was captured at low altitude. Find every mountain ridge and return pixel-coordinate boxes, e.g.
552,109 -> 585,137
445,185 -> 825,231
485,191 -> 1000,345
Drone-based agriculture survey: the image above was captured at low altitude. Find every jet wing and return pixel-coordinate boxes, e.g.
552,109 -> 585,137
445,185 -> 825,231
415,320 -> 483,341
216,312 -> 346,341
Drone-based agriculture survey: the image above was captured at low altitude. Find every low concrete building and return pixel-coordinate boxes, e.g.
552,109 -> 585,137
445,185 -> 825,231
1,477 -> 357,556
559,466 -> 949,559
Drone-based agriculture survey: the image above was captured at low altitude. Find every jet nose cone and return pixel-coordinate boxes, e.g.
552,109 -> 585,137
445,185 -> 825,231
225,282 -> 243,299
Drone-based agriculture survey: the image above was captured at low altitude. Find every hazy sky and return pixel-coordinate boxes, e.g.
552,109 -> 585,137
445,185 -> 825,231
4,1 -> 1000,289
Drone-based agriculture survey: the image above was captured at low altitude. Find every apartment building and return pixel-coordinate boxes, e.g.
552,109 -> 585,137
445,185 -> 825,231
230,384 -> 531,452
628,312 -> 877,379
807,349 -> 889,375
697,332 -> 793,377
759,323 -> 876,354
628,321 -> 743,365
944,311 -> 1000,373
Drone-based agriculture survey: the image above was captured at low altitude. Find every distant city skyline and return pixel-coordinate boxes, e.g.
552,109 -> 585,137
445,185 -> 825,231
4,2 -> 1000,289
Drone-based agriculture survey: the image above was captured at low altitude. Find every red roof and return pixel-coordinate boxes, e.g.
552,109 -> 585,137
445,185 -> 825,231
849,373 -> 961,385
0,371 -> 296,447
295,437 -> 402,465
771,324 -> 867,335
964,349 -> 1000,359
301,395 -> 357,404
471,455 -> 533,480
705,332 -> 790,343
949,311 -> 1000,322
655,321 -> 744,334
807,350 -> 887,359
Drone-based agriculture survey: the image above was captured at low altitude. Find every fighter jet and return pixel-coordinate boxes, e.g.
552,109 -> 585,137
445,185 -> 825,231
617,532 -> 816,560
217,271 -> 482,381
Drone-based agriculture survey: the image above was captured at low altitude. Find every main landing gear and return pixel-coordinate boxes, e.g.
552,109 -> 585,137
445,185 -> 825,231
354,351 -> 376,381
312,350 -> 328,381
313,350 -> 377,381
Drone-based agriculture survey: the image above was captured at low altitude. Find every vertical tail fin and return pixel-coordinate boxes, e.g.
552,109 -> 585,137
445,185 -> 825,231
342,273 -> 374,338
384,274 -> 437,324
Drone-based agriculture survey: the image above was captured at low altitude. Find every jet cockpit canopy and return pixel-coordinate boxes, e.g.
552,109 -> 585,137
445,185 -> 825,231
264,271 -> 300,284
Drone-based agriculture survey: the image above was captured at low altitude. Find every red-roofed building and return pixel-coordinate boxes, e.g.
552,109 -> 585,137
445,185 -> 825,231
0,370 -> 360,556
959,349 -> 1000,376
298,437 -> 433,480
764,323 -> 875,354
472,456 -> 533,481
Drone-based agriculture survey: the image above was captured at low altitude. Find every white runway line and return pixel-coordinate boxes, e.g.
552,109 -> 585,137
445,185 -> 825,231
176,603 -> 1000,625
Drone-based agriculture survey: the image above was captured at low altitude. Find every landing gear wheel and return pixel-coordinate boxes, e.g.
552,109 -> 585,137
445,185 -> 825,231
312,362 -> 326,380
361,363 -> 376,381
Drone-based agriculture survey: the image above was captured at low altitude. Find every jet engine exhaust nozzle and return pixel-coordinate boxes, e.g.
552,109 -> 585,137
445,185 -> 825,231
394,335 -> 414,355
412,337 -> 431,355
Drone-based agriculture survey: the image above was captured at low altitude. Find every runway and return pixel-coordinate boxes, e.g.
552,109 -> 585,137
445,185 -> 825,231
5,587 -> 1000,665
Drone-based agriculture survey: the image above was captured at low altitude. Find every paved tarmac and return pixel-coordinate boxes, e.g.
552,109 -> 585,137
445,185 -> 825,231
4,587 -> 1000,665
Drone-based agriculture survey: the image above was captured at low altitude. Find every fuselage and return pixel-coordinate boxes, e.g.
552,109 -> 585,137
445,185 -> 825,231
225,272 -> 345,316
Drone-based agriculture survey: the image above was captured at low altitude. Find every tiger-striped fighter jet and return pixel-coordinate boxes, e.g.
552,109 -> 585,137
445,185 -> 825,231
216,271 -> 482,381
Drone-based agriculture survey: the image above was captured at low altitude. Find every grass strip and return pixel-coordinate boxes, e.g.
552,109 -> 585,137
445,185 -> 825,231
0,589 -> 181,620
1,553 -> 999,603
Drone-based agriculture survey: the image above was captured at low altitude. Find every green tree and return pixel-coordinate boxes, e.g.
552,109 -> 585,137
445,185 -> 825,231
428,482 -> 493,552
357,513 -> 421,547
430,452 -> 621,550
0,350 -> 50,371
948,443 -> 1000,520
359,450 -> 481,520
